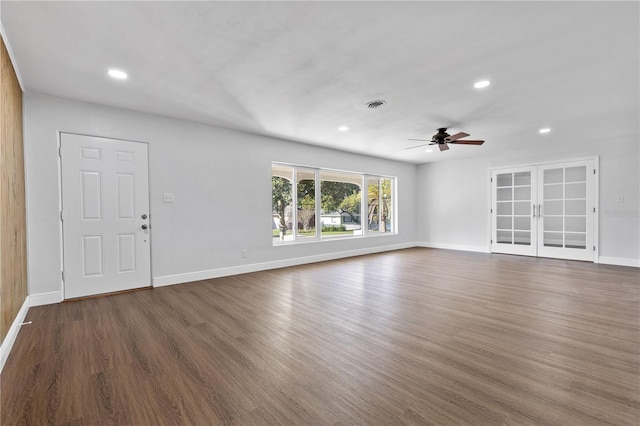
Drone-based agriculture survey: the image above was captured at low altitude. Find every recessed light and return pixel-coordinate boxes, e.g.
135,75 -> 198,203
474,80 -> 491,89
425,149 -> 434,153
338,126 -> 349,132
539,128 -> 551,134
107,68 -> 128,80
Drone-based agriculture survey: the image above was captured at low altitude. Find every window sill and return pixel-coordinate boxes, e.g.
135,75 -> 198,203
272,232 -> 397,246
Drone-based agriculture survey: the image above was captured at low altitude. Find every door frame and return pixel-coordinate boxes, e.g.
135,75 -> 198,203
489,156 -> 599,262
57,131 -> 154,299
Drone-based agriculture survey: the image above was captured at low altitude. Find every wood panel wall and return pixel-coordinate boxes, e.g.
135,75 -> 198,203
0,34 -> 27,344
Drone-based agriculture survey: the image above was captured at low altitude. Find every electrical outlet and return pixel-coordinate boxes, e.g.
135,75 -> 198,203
241,249 -> 248,258
163,193 -> 175,203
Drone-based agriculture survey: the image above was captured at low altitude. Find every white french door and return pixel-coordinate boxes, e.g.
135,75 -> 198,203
492,167 -> 538,256
491,159 -> 596,261
61,133 -> 151,299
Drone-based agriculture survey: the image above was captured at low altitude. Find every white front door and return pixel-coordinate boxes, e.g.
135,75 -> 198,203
61,133 -> 151,299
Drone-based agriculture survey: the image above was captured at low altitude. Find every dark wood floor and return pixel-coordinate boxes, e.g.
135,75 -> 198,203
2,248 -> 639,425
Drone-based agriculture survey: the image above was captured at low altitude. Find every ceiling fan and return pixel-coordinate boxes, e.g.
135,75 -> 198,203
406,128 -> 485,152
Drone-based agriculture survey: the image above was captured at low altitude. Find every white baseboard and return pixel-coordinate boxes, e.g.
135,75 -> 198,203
30,290 -> 63,306
417,241 -> 491,253
0,296 -> 30,374
154,242 -> 417,287
598,256 -> 640,268
416,244 -> 638,267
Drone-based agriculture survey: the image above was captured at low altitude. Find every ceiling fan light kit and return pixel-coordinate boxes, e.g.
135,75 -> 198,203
406,127 -> 485,152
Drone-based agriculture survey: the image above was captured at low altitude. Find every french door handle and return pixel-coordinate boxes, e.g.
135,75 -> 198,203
538,204 -> 542,217
532,204 -> 536,218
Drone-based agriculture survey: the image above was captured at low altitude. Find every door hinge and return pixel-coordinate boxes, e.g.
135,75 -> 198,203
62,270 -> 65,280
593,245 -> 596,251
593,169 -> 596,174
490,177 -> 493,182
58,146 -> 62,157
490,208 -> 493,213
60,211 -> 63,221
593,207 -> 596,213
490,239 -> 493,244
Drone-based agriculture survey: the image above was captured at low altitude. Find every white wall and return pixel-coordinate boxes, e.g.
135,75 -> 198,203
24,93 -> 418,299
417,132 -> 640,266
21,91 -> 640,302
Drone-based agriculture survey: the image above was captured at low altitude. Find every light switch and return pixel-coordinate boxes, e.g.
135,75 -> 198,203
163,193 -> 175,203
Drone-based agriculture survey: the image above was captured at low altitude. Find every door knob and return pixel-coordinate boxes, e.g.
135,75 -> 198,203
141,214 -> 148,219
141,224 -> 148,230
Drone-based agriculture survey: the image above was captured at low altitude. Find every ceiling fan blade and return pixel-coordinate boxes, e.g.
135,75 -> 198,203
446,132 -> 470,141
450,139 -> 485,145
439,143 -> 450,151
405,142 -> 430,150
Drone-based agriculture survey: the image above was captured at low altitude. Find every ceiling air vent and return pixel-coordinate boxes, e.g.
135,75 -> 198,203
367,100 -> 386,109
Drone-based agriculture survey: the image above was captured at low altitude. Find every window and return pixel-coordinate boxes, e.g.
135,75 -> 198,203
320,170 -> 362,238
367,177 -> 394,233
272,163 -> 395,244
297,168 -> 317,239
272,164 -> 294,241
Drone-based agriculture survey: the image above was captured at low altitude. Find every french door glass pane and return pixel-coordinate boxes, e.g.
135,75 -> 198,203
545,200 -> 563,215
514,202 -> 530,215
565,233 -> 586,249
565,200 -> 586,215
497,230 -> 512,244
514,172 -> 531,186
565,182 -> 586,199
497,217 -> 512,230
544,184 -> 563,200
514,217 -> 530,230
544,232 -> 563,247
545,217 -> 563,232
497,202 -> 512,215
544,168 -> 563,184
497,187 -> 512,201
514,231 -> 531,245
514,186 -> 530,201
565,166 -> 586,183
565,216 -> 586,233
497,174 -> 512,187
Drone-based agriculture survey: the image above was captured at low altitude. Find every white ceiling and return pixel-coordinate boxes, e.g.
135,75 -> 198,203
2,1 -> 638,164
